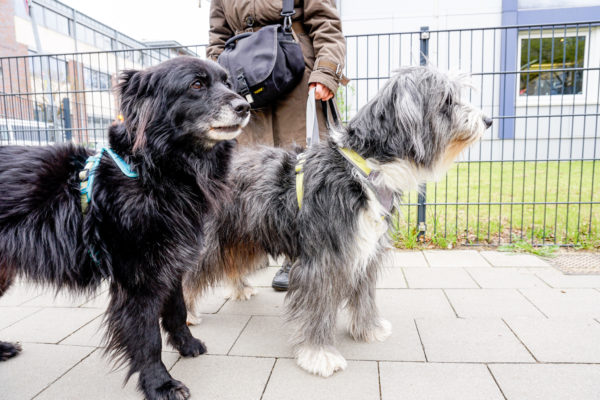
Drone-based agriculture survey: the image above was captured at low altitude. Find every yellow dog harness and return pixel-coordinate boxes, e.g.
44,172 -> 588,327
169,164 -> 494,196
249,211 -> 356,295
295,147 -> 394,212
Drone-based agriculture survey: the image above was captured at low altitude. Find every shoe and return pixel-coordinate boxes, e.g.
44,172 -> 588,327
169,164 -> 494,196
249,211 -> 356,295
272,260 -> 292,291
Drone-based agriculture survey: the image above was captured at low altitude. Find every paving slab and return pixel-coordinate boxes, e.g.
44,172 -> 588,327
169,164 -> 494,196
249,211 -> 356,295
505,318 -> 600,362
382,250 -> 429,267
336,315 -> 425,361
0,343 -> 95,400
519,287 -> 600,318
376,268 -> 408,288
34,349 -> 180,400
186,314 -> 250,355
489,364 -> 600,400
0,282 -> 42,306
228,315 -> 294,358
403,268 -> 479,288
480,251 -> 550,267
534,268 -> 600,288
1,307 -> 104,344
21,290 -> 100,308
380,362 -> 504,400
246,267 -> 279,287
444,289 -> 546,318
59,315 -> 105,347
218,288 -> 286,316
170,355 -> 274,400
424,250 -> 491,268
376,289 -> 456,318
262,358 -> 379,400
79,290 -> 110,309
0,306 -> 41,330
191,286 -> 230,314
465,267 -> 548,288
416,318 -> 534,362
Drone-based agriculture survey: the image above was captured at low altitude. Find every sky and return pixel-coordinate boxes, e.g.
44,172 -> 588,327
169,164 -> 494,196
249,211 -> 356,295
59,0 -> 211,45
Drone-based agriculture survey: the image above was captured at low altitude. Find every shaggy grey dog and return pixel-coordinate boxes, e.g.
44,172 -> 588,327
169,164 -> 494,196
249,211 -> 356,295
184,66 -> 491,377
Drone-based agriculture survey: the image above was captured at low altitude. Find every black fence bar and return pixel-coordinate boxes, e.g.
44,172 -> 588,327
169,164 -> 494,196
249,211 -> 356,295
1,22 -> 599,248
417,26 -> 429,240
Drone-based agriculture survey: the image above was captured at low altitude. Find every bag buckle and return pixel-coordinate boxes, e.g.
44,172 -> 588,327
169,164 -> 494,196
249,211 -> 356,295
236,73 -> 254,104
335,64 -> 343,79
282,15 -> 293,33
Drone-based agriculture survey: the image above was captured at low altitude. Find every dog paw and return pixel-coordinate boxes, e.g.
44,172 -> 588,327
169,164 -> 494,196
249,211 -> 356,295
148,378 -> 190,400
0,341 -> 22,361
186,312 -> 202,326
226,285 -> 257,301
177,337 -> 207,358
295,345 -> 347,377
370,319 -> 392,342
351,319 -> 393,343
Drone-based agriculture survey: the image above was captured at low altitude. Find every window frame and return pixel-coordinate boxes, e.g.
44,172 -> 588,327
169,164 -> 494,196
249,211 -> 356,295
516,28 -> 590,107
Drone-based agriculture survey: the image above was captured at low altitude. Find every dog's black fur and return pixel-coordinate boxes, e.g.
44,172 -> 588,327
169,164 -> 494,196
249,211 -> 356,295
0,56 -> 249,399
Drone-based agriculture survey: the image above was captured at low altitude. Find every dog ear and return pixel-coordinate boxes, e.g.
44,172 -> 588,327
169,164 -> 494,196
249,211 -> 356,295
393,77 -> 426,164
116,69 -> 140,101
115,69 -> 155,152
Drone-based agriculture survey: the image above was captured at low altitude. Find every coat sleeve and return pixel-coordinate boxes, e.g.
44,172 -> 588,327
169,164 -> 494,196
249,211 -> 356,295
303,0 -> 347,93
206,0 -> 234,62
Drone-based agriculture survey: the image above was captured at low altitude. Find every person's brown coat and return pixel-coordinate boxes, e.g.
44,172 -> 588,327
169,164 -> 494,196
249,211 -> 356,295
207,0 -> 347,147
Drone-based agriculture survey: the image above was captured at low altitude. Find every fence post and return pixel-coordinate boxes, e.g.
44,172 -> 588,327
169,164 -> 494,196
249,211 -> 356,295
62,97 -> 72,142
417,26 -> 429,240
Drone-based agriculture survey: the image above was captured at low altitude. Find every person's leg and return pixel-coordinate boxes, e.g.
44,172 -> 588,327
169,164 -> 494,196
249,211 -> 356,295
271,257 -> 292,291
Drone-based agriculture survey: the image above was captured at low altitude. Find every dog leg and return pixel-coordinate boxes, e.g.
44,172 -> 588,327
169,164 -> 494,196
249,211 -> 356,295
347,263 -> 392,343
105,284 -> 190,400
0,341 -> 22,361
161,281 -> 207,357
287,265 -> 347,377
0,267 -> 21,362
225,276 -> 257,301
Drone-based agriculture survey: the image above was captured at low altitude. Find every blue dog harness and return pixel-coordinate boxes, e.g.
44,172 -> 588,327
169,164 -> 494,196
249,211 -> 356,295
79,147 -> 138,214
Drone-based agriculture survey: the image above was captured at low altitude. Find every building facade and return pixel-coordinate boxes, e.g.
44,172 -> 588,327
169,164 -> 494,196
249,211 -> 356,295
0,0 -> 196,147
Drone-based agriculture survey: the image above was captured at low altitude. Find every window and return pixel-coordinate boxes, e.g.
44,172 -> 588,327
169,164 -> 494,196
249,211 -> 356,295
519,35 -> 585,96
28,55 -> 68,85
83,68 -> 111,90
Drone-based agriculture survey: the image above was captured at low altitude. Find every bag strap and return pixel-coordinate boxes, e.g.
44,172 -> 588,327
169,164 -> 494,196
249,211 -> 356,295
305,87 -> 319,147
281,0 -> 295,32
305,91 -> 343,148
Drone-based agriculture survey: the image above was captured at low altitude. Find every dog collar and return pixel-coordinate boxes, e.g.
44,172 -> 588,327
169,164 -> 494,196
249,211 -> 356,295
79,147 -> 138,214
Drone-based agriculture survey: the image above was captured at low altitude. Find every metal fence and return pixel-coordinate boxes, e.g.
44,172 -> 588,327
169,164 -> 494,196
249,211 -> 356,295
1,21 -> 599,248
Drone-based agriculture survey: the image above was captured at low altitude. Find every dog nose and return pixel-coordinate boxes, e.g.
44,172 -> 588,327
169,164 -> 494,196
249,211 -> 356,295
483,117 -> 493,129
233,99 -> 250,117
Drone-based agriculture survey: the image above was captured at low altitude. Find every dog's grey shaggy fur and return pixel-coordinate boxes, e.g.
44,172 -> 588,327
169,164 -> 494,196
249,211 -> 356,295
183,66 -> 491,377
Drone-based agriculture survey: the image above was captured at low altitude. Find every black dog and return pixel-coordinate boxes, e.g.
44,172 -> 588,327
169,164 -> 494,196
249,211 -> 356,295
0,56 -> 249,399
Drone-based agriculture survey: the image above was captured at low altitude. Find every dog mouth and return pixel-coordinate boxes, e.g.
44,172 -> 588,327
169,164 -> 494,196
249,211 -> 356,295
207,124 -> 243,140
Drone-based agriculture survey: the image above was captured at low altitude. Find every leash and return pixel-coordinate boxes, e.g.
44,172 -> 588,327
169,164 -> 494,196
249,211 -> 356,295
295,95 -> 394,212
79,147 -> 138,266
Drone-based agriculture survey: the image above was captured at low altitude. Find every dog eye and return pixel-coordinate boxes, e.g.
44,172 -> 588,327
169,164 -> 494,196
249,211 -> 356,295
191,80 -> 203,90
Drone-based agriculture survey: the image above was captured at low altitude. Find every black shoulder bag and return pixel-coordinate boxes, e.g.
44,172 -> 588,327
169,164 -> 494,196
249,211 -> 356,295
217,0 -> 305,109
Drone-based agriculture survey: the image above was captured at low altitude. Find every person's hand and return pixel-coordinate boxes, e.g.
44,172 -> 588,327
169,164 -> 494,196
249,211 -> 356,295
309,83 -> 334,101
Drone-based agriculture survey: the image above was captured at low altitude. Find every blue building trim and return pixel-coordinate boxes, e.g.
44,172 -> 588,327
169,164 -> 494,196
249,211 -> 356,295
499,0 -> 518,139
498,2 -> 600,139
518,6 -> 600,25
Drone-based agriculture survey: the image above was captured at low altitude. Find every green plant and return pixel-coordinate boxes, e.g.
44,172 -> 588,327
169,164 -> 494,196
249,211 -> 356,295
498,240 -> 559,257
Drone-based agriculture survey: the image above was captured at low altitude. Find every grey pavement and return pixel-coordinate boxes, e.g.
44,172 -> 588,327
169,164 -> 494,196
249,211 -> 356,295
1,250 -> 599,399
